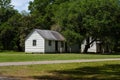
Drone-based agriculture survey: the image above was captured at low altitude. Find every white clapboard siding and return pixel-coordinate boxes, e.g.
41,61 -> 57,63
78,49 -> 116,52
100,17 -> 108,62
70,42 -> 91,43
25,31 -> 45,53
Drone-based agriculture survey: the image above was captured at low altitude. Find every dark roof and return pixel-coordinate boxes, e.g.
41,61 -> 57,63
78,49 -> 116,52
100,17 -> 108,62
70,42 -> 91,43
26,29 -> 65,41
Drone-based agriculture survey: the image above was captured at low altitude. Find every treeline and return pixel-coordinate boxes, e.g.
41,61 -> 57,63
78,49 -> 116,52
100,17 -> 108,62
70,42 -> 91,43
0,0 -> 120,52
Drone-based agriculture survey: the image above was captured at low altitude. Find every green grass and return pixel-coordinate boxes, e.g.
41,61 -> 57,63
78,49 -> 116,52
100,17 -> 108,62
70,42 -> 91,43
0,51 -> 120,62
0,61 -> 120,80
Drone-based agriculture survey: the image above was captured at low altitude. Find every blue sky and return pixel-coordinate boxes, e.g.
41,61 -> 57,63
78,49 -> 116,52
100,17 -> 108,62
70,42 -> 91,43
11,0 -> 34,12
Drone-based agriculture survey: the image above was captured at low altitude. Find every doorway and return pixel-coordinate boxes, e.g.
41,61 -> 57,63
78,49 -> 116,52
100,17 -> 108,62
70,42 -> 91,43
55,41 -> 58,52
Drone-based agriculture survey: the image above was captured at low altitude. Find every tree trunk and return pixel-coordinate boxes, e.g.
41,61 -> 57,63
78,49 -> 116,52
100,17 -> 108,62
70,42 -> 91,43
84,44 -> 90,53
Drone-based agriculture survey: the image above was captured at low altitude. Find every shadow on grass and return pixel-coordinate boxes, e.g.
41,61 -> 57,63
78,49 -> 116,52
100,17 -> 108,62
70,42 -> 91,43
33,64 -> 120,80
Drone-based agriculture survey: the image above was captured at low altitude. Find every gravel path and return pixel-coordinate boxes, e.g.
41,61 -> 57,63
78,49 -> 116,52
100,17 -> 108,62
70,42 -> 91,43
0,58 -> 120,66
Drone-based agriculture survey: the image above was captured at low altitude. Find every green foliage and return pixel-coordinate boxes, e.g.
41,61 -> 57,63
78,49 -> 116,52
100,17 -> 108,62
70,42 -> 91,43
0,0 -> 19,50
28,0 -> 54,29
0,0 -> 12,8
54,0 -> 120,52
62,30 -> 83,46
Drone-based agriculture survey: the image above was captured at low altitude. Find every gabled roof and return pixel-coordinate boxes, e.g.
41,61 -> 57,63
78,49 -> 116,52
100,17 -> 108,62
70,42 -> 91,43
26,29 -> 65,41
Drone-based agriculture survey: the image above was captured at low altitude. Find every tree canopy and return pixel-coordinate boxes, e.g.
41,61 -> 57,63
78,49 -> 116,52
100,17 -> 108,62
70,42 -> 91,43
53,0 -> 120,52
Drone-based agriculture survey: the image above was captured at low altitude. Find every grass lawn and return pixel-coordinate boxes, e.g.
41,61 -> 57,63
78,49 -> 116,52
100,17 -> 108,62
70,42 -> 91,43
0,61 -> 119,80
0,51 -> 120,62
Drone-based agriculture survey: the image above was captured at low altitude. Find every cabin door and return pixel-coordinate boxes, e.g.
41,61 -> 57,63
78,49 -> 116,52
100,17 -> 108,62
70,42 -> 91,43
55,41 -> 58,52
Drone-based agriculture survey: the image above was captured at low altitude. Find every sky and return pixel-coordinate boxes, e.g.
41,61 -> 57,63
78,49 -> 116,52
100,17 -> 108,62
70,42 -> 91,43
11,0 -> 34,12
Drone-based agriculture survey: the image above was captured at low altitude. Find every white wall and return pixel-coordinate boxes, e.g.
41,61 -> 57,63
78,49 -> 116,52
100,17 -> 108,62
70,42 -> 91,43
25,31 -> 45,53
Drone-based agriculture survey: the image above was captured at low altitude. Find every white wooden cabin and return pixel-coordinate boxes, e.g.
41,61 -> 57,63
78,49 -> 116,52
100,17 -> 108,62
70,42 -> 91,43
81,37 -> 102,53
25,29 -> 65,53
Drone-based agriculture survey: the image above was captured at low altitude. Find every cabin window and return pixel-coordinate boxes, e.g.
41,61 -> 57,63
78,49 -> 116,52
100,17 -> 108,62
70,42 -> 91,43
33,40 -> 37,46
61,42 -> 64,47
49,40 -> 52,46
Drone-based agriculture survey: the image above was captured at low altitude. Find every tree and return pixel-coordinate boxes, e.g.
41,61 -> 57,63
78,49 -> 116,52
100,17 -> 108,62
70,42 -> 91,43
28,0 -> 72,29
28,0 -> 53,29
0,0 -> 19,50
81,0 -> 120,53
0,12 -> 22,50
53,0 -> 120,53
0,0 -> 14,25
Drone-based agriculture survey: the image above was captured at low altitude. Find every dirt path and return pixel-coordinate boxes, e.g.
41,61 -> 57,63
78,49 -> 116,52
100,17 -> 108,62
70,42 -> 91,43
0,58 -> 120,66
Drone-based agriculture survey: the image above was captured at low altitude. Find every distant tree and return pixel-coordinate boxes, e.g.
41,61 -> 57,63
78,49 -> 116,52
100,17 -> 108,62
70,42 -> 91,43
0,0 -> 19,50
28,0 -> 72,29
0,13 -> 21,50
28,0 -> 53,29
0,0 -> 15,25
